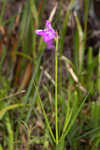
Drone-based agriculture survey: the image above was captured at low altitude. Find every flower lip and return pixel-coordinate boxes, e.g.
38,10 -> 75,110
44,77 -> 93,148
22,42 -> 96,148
42,29 -> 56,42
35,20 -> 56,45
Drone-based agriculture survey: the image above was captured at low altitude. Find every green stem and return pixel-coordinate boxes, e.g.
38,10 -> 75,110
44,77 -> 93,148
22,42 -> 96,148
5,114 -> 14,150
55,34 -> 59,145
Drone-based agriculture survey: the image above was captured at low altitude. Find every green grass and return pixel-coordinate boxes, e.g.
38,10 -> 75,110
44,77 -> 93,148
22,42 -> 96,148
0,0 -> 100,149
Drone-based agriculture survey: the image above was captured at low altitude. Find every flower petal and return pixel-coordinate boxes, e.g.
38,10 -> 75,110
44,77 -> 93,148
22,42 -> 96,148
35,30 -> 45,36
42,29 -> 56,42
47,40 -> 55,49
35,20 -> 56,49
46,20 -> 52,29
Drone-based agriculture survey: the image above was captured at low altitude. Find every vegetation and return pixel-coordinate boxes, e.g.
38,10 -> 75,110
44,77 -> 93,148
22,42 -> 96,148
0,0 -> 100,149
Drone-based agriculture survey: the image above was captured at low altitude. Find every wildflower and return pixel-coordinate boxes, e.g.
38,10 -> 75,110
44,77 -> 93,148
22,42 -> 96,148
35,20 -> 56,49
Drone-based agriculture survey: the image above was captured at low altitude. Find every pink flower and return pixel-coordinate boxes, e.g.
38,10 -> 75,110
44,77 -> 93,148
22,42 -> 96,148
35,20 -> 56,49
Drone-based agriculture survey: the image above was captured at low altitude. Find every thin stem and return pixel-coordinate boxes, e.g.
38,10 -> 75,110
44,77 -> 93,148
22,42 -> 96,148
5,114 -> 14,150
55,33 -> 59,145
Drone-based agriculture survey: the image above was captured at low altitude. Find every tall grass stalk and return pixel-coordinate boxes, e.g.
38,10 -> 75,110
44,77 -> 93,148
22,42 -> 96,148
5,114 -> 14,150
34,81 -> 56,144
74,12 -> 84,73
97,49 -> 100,102
0,0 -> 6,25
0,145 -> 3,150
59,0 -> 74,101
55,34 -> 59,145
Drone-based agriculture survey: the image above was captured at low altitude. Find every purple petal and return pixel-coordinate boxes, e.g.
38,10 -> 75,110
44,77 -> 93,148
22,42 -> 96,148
47,40 -> 55,49
46,20 -> 52,29
42,29 -> 56,42
35,29 -> 56,42
35,20 -> 56,47
35,30 -> 45,36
